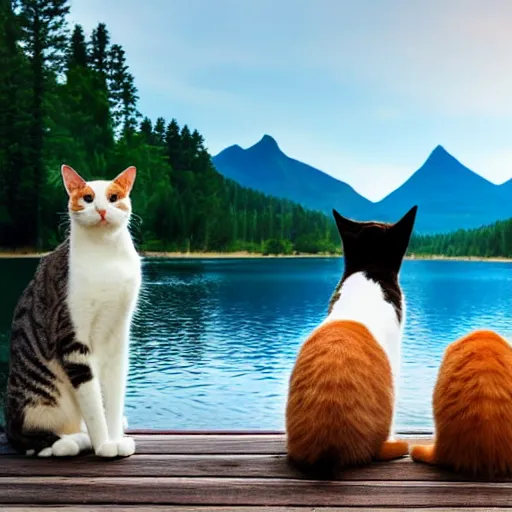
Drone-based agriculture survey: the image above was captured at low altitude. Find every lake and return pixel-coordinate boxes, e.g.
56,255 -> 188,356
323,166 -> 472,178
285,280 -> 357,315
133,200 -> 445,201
0,257 -> 511,432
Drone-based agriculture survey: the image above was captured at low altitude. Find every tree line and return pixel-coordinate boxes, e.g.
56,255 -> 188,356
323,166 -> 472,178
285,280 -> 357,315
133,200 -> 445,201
409,218 -> 512,258
0,0 -> 509,257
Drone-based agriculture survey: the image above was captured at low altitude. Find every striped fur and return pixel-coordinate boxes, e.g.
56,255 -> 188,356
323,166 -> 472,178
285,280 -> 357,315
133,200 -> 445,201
5,241 -> 72,453
5,165 -> 141,458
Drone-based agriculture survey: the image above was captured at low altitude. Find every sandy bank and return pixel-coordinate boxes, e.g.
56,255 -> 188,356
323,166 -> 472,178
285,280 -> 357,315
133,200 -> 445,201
1,250 -> 510,262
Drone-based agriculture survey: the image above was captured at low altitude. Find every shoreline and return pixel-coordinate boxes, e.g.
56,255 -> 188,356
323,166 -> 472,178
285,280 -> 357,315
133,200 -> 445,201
0,250 -> 510,263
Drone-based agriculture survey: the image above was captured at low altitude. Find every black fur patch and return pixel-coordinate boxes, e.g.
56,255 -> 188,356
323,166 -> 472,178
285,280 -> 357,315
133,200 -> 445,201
6,409 -> 60,455
328,206 -> 418,323
60,341 -> 90,356
64,362 -> 93,388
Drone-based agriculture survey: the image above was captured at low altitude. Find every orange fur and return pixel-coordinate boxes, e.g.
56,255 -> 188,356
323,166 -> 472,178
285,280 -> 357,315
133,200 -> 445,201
411,329 -> 512,477
61,165 -> 94,211
375,440 -> 409,461
410,444 -> 435,464
286,320 -> 403,474
70,185 -> 94,212
106,182 -> 129,211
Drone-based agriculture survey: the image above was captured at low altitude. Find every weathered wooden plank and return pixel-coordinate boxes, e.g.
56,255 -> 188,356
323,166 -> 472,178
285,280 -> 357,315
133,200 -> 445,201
0,478 -> 511,506
132,435 -> 287,454
0,454 -> 500,482
0,433 -> 433,456
3,508 -> 512,512
0,435 -> 287,456
133,434 -> 432,455
5,508 -> 512,512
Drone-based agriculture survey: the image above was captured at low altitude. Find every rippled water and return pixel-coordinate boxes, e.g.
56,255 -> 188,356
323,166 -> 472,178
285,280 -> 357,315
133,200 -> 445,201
0,257 -> 510,431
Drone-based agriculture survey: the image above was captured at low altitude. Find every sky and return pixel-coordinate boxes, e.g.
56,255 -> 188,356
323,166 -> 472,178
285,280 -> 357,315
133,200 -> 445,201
69,0 -> 512,201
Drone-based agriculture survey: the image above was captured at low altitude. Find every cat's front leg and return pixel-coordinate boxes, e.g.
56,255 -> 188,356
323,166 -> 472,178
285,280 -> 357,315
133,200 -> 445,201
61,339 -> 118,457
101,320 -> 135,457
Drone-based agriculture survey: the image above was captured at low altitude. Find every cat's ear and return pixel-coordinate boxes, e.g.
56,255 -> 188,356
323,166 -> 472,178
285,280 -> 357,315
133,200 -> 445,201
61,165 -> 86,195
113,166 -> 136,195
332,209 -> 361,238
388,205 -> 418,255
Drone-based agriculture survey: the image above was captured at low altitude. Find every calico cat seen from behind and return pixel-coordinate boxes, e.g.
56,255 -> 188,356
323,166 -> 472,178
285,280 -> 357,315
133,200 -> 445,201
5,165 -> 141,458
411,329 -> 512,477
286,205 -> 418,477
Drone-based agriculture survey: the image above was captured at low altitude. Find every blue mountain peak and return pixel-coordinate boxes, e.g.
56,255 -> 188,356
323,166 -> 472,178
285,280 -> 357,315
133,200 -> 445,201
426,144 -> 452,163
254,134 -> 280,151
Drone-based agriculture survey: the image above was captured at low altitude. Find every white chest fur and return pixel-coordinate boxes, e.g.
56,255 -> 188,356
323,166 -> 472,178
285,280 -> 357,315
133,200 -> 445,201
67,227 -> 141,350
324,272 -> 403,366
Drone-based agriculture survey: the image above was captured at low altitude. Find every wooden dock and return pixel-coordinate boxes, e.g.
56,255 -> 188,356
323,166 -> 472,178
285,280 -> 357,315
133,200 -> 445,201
0,431 -> 511,510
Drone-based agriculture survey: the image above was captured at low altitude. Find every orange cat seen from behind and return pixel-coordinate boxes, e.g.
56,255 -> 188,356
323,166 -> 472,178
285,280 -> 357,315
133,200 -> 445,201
411,329 -> 512,477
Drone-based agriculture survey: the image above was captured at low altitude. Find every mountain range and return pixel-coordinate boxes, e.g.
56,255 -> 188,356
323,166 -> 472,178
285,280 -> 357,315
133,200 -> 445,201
212,135 -> 511,234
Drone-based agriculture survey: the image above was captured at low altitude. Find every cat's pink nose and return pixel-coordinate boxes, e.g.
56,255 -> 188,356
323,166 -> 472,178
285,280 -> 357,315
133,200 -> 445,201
97,209 -> 106,219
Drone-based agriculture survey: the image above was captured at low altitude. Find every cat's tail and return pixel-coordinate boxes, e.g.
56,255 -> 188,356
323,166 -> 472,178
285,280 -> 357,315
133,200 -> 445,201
375,439 -> 410,461
410,444 -> 436,465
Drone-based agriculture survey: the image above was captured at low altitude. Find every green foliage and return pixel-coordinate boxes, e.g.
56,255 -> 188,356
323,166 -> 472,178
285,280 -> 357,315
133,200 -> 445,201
0,6 -> 509,258
409,218 -> 512,258
262,239 -> 293,256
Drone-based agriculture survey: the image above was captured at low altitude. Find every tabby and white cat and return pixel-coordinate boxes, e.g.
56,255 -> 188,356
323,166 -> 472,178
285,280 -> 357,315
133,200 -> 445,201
286,206 -> 418,477
4,165 -> 141,457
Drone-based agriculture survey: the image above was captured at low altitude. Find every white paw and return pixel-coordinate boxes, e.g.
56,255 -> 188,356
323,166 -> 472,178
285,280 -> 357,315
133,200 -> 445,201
37,447 -> 53,458
26,449 -> 35,456
51,438 -> 80,457
95,440 -> 118,458
117,436 -> 135,457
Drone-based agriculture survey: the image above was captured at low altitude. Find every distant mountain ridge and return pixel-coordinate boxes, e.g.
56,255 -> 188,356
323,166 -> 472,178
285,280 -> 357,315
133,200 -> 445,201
213,135 -> 374,220
374,145 -> 511,233
212,136 -> 511,234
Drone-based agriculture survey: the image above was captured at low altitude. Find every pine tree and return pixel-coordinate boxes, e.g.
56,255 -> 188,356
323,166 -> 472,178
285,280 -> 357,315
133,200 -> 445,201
108,43 -> 139,137
153,117 -> 166,146
139,117 -> 153,144
89,22 -> 109,78
15,0 -> 70,248
165,119 -> 181,169
68,24 -> 87,68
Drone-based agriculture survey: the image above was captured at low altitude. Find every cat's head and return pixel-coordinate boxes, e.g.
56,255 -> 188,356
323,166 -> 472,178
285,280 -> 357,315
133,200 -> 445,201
61,165 -> 136,231
333,205 -> 418,275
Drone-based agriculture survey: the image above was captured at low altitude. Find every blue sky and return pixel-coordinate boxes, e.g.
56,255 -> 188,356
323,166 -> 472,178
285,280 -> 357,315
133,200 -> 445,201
69,0 -> 512,201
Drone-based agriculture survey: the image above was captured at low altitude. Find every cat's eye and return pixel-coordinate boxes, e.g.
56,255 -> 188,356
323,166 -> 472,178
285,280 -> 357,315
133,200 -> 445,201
109,194 -> 118,203
83,194 -> 93,203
